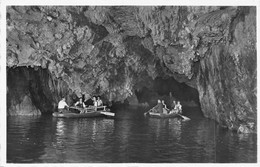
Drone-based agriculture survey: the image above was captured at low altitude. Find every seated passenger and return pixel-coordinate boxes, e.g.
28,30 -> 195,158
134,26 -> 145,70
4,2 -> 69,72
74,97 -> 86,108
84,96 -> 94,107
174,101 -> 182,114
169,100 -> 177,114
162,100 -> 169,114
171,100 -> 177,110
91,97 -> 98,111
93,97 -> 98,107
97,96 -> 103,106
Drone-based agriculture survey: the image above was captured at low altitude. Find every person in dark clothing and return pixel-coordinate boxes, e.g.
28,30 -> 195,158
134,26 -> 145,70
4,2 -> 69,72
74,97 -> 85,108
84,97 -> 94,107
162,100 -> 169,114
152,99 -> 163,113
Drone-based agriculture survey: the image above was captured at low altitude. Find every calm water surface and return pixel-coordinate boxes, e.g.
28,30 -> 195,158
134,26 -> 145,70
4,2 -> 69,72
7,106 -> 257,163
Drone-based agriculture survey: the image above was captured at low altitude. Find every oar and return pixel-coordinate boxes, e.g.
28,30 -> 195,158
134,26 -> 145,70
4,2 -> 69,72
144,106 -> 155,116
68,106 -> 85,113
177,114 -> 191,121
100,111 -> 115,117
69,106 -> 77,109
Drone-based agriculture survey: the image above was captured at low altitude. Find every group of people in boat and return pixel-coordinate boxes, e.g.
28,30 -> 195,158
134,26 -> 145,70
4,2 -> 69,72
151,99 -> 182,114
58,91 -> 182,115
57,96 -> 104,113
74,96 -> 103,108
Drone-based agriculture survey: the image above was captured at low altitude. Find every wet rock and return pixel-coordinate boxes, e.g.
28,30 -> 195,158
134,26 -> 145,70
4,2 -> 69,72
54,33 -> 63,39
8,94 -> 41,116
7,50 -> 19,66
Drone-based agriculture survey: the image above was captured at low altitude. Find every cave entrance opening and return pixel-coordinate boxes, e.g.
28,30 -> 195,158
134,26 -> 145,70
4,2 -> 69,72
135,77 -> 200,106
133,76 -> 203,117
7,66 -> 65,115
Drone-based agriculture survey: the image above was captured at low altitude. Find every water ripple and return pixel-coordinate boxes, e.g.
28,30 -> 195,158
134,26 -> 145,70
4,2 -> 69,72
7,107 -> 257,163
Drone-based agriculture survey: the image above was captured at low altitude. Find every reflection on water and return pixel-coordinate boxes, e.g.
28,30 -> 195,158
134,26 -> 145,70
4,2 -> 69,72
148,118 -> 182,141
7,107 -> 257,163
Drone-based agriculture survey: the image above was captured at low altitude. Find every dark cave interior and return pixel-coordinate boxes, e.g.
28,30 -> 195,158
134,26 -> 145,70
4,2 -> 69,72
7,66 -> 201,115
135,76 -> 200,106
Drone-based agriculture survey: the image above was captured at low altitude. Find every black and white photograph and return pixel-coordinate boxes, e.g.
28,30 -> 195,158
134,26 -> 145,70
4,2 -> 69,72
1,0 -> 258,165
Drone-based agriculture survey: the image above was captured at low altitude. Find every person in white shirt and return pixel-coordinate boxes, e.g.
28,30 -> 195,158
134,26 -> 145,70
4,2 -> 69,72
97,96 -> 103,106
58,97 -> 69,113
90,96 -> 98,111
174,101 -> 182,114
93,97 -> 98,107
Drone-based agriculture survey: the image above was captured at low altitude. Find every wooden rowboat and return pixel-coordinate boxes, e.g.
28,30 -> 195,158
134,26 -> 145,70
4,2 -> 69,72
144,112 -> 180,118
53,106 -> 115,118
144,108 -> 190,120
53,111 -> 102,118
69,106 -> 111,112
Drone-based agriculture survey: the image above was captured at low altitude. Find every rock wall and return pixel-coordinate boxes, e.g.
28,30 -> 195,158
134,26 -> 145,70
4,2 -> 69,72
6,6 -> 256,133
7,6 -> 156,102
197,7 -> 257,133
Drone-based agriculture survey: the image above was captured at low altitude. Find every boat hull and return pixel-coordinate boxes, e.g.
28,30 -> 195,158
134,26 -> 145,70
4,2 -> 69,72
52,111 -> 103,118
69,106 -> 111,113
53,106 -> 115,118
144,112 -> 179,119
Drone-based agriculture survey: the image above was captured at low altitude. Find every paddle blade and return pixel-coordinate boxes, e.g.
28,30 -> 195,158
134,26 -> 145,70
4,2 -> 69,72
178,114 -> 191,121
100,111 -> 115,117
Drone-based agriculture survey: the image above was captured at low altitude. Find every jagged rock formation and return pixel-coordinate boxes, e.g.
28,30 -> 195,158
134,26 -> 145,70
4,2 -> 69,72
7,6 -> 256,133
197,7 -> 256,133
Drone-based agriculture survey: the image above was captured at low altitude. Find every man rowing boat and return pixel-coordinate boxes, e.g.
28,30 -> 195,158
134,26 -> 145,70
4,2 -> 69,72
150,99 -> 163,113
58,97 -> 69,113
